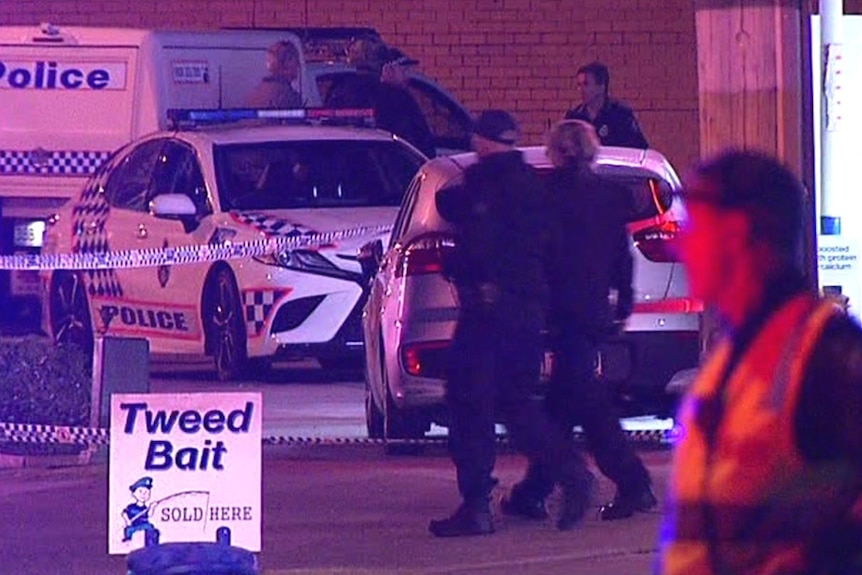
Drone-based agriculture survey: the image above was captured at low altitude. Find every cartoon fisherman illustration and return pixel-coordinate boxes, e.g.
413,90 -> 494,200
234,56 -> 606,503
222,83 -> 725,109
122,476 -> 157,542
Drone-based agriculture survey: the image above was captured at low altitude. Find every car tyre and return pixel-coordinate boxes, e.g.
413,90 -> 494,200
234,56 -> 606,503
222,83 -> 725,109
203,267 -> 248,382
49,271 -> 94,360
365,378 -> 384,440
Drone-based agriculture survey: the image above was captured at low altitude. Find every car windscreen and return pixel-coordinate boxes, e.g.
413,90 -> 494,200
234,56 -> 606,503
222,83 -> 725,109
214,139 -> 425,210
536,167 -> 674,222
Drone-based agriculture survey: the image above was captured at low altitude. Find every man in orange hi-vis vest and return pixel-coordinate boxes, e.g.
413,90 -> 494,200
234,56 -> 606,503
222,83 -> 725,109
657,150 -> 862,575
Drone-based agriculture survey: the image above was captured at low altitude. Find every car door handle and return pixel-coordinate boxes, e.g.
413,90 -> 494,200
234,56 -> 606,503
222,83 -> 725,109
137,224 -> 148,239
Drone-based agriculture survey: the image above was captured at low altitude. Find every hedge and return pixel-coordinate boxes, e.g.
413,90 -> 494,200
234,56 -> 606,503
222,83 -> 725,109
0,337 -> 91,456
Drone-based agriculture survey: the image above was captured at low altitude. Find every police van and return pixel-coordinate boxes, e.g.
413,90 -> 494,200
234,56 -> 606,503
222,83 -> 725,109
0,23 -> 308,329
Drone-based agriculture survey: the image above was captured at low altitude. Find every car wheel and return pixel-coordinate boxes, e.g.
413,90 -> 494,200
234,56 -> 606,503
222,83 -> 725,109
203,267 -> 247,382
49,272 -> 94,359
365,378 -> 384,439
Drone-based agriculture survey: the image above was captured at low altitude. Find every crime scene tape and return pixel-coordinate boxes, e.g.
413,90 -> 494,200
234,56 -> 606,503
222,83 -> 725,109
0,421 -> 681,448
0,223 -> 392,271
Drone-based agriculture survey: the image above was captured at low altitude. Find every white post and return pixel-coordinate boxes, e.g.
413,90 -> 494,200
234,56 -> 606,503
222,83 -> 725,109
820,0 -> 844,235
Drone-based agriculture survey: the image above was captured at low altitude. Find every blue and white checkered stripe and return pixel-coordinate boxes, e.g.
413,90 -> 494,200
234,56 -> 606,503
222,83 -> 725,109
0,224 -> 392,271
0,149 -> 112,176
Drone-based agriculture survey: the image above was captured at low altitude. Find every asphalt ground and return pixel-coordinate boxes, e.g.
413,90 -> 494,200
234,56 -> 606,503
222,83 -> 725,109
0,442 -> 671,575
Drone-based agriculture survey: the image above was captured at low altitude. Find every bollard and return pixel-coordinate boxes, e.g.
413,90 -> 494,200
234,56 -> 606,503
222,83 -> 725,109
127,527 -> 258,575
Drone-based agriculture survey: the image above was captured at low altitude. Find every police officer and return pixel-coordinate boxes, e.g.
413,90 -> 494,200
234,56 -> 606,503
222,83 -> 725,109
501,119 -> 656,523
246,40 -> 303,109
325,36 -> 436,158
658,150 -> 862,575
428,110 -> 594,537
564,61 -> 648,149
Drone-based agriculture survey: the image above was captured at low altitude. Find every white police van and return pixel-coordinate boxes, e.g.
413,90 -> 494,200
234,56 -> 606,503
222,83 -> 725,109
0,24 -> 307,328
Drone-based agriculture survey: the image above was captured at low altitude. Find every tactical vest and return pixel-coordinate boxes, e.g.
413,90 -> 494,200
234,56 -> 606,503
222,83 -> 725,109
658,294 -> 843,575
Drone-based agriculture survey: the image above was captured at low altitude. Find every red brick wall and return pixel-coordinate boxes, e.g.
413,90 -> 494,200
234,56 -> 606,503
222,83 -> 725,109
3,0 -> 703,170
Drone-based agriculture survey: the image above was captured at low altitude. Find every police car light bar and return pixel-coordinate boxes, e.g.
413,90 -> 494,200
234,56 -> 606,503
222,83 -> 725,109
166,108 -> 376,128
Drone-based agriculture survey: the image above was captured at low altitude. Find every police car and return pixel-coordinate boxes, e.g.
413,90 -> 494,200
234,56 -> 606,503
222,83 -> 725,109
359,147 -> 701,442
42,108 -> 427,379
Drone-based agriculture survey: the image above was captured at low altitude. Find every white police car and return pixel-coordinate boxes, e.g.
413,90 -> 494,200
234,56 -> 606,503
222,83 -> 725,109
360,147 -> 701,441
42,108 -> 427,379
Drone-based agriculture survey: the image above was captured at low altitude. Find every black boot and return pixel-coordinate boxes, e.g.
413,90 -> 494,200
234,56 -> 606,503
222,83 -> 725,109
557,469 -> 595,531
598,485 -> 658,521
429,501 -> 495,537
501,485 -> 548,520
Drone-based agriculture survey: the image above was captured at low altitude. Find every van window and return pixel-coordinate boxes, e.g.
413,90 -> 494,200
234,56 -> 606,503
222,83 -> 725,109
314,71 -> 472,152
405,79 -> 471,151
214,140 -> 424,210
604,175 -> 674,222
103,140 -> 165,212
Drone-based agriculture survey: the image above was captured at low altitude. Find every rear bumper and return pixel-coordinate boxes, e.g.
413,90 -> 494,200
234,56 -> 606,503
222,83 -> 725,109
392,328 -> 700,414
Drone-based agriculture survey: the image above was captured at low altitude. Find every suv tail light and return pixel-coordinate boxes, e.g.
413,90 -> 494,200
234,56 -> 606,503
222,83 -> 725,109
633,221 -> 680,263
395,232 -> 456,278
401,340 -> 450,378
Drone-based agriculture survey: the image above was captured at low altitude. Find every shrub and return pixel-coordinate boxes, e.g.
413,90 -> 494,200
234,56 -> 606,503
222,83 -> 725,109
0,337 -> 91,456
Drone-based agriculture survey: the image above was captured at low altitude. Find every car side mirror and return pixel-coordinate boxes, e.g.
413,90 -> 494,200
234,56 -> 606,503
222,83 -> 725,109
358,238 -> 384,282
150,194 -> 197,218
150,194 -> 200,232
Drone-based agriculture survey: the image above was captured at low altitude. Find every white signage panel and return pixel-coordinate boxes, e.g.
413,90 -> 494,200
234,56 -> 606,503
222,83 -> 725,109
812,15 -> 862,319
108,392 -> 262,554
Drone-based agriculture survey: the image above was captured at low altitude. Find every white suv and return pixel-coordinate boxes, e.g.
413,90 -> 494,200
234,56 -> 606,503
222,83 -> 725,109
360,147 -> 701,441
42,109 -> 426,379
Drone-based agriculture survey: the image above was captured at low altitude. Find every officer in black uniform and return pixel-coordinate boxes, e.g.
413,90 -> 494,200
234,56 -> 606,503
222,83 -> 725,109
564,61 -> 648,149
501,119 -> 657,523
428,110 -> 595,537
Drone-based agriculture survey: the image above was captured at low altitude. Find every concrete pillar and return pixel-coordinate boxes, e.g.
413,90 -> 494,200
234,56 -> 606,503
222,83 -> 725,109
695,0 -> 807,170
694,0 -> 815,357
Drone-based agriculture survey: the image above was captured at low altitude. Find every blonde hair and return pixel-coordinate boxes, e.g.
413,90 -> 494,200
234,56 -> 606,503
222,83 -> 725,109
546,119 -> 600,168
268,40 -> 299,69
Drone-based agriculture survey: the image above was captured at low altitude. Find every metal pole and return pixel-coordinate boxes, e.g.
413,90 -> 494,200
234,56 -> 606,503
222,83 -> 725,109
820,0 -> 844,236
799,3 -> 817,289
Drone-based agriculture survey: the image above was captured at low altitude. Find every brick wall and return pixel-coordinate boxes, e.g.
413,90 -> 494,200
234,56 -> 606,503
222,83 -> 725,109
2,0 -> 703,170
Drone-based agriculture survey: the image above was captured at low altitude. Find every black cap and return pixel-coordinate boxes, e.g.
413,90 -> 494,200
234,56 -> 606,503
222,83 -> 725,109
472,109 -> 520,145
385,47 -> 419,66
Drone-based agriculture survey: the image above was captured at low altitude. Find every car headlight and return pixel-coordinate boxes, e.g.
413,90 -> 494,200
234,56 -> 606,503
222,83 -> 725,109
254,249 -> 339,273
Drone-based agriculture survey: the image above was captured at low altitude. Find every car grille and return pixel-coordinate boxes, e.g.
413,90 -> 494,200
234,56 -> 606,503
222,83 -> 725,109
270,295 -> 326,333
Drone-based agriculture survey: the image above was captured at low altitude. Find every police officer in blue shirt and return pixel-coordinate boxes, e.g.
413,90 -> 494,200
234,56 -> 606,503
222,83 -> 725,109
564,62 -> 649,149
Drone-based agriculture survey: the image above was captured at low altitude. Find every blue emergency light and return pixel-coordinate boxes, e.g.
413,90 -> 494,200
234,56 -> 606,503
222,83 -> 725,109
166,107 -> 376,129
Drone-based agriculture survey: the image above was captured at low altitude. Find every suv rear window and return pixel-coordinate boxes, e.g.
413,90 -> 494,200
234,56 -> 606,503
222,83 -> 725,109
215,139 -> 424,210
536,168 -> 674,222
602,174 -> 674,222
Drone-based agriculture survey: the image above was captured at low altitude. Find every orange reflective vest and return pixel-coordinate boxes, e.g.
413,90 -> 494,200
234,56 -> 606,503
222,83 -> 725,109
658,294 -> 845,575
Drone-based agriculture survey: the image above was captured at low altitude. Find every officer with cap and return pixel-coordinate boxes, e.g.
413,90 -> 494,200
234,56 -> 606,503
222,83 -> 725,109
429,110 -> 595,537
325,36 -> 435,158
